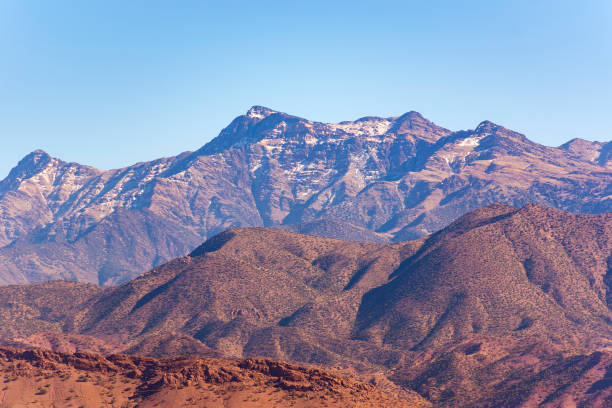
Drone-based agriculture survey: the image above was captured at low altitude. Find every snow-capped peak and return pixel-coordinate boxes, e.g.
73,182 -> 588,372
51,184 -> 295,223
246,105 -> 277,119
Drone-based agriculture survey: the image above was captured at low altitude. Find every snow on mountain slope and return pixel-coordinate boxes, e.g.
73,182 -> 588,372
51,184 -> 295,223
0,106 -> 609,284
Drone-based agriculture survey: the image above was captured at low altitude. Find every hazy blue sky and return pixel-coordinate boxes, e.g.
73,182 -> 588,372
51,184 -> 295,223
1,0 -> 610,178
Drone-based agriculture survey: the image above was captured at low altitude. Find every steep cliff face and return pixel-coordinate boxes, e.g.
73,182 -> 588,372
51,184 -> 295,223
0,106 -> 610,284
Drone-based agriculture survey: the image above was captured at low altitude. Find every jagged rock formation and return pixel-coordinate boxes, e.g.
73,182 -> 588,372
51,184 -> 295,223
0,347 -> 424,407
0,107 -> 610,284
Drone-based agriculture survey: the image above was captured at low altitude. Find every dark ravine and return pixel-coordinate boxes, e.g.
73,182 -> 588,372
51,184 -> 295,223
0,106 -> 610,285
0,204 -> 611,406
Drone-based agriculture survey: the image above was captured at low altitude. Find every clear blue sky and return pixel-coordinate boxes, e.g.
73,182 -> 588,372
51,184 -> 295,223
1,0 -> 610,179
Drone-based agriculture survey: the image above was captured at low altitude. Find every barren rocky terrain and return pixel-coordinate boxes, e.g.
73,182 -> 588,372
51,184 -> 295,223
0,347 -> 425,407
0,106 -> 610,285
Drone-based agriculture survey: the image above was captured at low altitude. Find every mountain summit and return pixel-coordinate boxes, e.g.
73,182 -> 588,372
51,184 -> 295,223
245,105 -> 278,119
0,107 -> 610,285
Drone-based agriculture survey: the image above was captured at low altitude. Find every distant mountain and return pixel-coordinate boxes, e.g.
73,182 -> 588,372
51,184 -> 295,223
0,106 -> 610,284
275,218 -> 391,242
560,138 -> 612,168
0,204 -> 611,406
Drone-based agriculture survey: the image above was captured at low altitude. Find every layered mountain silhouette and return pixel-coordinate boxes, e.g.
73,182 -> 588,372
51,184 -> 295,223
0,204 -> 611,406
0,107 -> 610,285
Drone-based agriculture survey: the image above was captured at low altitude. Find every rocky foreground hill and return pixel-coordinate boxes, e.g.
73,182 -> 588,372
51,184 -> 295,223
0,347 -> 424,407
0,106 -> 610,285
0,204 -> 611,406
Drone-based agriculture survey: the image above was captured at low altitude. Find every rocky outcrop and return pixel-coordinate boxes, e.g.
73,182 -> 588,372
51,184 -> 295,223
0,346 -> 425,407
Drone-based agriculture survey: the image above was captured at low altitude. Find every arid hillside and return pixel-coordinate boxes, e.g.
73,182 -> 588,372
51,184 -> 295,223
0,204 -> 610,406
0,106 -> 610,285
355,202 -> 612,351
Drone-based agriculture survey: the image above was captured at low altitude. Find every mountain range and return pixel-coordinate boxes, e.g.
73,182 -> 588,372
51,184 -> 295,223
0,203 -> 611,406
0,106 -> 610,285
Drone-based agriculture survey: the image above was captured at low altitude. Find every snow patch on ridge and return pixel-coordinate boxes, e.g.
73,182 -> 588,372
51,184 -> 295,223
457,135 -> 484,147
246,106 -> 276,120
327,118 -> 393,137
247,111 -> 266,119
